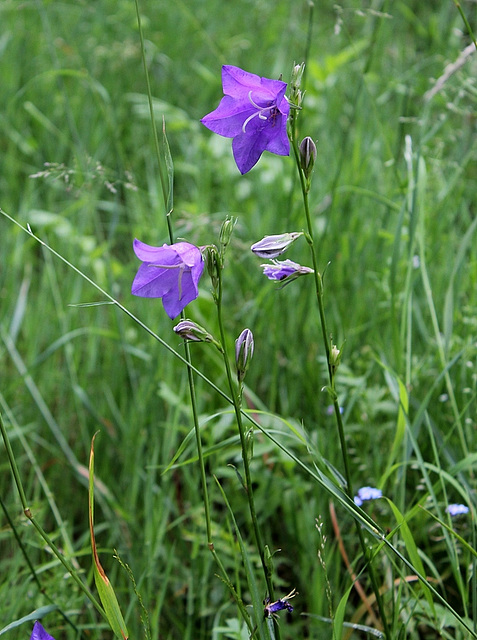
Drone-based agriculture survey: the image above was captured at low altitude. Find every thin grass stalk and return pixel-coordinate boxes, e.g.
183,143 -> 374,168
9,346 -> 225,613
0,407 -> 106,619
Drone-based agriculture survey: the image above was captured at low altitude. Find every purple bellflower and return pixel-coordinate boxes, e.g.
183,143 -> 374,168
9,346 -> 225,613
132,239 -> 204,319
354,486 -> 382,507
201,65 -> 290,174
261,259 -> 314,285
446,503 -> 469,517
31,622 -> 56,640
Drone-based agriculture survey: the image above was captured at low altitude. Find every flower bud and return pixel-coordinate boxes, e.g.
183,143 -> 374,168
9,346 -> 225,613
251,232 -> 303,259
202,244 -> 221,293
329,344 -> 341,376
299,137 -> 317,178
219,216 -> 237,252
235,328 -> 254,383
289,62 -> 305,108
173,319 -> 214,343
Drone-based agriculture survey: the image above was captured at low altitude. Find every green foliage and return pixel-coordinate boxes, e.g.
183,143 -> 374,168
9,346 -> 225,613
1,0 -> 476,639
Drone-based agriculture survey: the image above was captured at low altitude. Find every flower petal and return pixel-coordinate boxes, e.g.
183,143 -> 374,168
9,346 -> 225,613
31,622 -> 56,640
221,65 -> 263,98
201,96 -> 254,137
131,262 -> 178,298
133,239 -> 180,265
161,271 -> 199,318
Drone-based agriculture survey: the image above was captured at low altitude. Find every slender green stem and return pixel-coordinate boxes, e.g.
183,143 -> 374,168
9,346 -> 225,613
290,120 -> 391,639
134,0 -> 171,238
452,0 -> 477,47
183,339 -> 213,546
214,269 -> 276,606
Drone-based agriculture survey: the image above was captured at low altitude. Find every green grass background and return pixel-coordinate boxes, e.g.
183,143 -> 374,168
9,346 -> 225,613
1,0 -> 476,638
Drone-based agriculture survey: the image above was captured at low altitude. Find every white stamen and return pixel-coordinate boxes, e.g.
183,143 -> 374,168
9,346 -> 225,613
242,90 -> 275,133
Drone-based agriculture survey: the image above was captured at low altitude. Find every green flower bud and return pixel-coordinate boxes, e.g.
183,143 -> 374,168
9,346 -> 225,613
202,244 -> 221,293
289,62 -> 305,108
219,216 -> 237,253
329,343 -> 342,376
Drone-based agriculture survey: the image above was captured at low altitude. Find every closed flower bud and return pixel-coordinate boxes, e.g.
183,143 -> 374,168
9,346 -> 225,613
235,328 -> 254,383
299,137 -> 317,178
329,343 -> 342,376
219,216 -> 237,252
202,244 -> 221,292
173,319 -> 214,343
289,62 -> 305,107
251,232 -> 303,259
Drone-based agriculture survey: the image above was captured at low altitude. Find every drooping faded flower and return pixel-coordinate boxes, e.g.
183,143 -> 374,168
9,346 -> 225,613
173,319 -> 214,343
251,232 -> 303,259
132,239 -> 204,319
264,589 -> 297,619
446,503 -> 469,517
31,622 -> 56,640
354,486 -> 382,507
201,65 -> 290,174
261,259 -> 314,285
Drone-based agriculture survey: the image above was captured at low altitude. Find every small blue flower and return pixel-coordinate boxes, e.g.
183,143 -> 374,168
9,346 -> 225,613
31,622 -> 56,640
354,486 -> 382,507
446,503 -> 469,517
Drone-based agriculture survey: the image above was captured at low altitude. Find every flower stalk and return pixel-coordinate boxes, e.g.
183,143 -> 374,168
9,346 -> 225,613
289,76 -> 391,638
214,263 -> 277,609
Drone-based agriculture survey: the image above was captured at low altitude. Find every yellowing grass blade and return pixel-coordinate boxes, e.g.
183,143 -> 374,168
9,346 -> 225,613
89,433 -> 129,640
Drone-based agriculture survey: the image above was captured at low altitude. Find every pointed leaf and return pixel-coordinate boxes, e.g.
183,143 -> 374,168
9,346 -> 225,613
89,433 -> 129,639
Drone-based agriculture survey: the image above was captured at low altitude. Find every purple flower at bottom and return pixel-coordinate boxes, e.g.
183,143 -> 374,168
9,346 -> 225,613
354,486 -> 382,507
201,65 -> 290,174
261,259 -> 314,285
264,589 -> 297,619
31,622 -> 56,640
132,239 -> 204,319
446,503 -> 469,517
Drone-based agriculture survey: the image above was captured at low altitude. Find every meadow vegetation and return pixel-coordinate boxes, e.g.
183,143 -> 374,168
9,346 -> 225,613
1,0 -> 476,638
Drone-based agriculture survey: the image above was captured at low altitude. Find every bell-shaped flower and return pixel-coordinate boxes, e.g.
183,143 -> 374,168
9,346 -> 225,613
132,239 -> 204,319
201,65 -> 290,174
261,259 -> 313,285
31,622 -> 56,640
251,232 -> 303,259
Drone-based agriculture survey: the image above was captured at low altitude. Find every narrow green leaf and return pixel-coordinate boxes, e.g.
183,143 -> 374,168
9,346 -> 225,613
162,117 -> 174,215
214,477 -> 271,640
332,582 -> 354,640
385,498 -> 436,618
89,433 -> 129,640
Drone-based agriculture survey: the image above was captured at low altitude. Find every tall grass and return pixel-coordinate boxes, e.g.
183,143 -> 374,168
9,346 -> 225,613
1,0 -> 476,638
